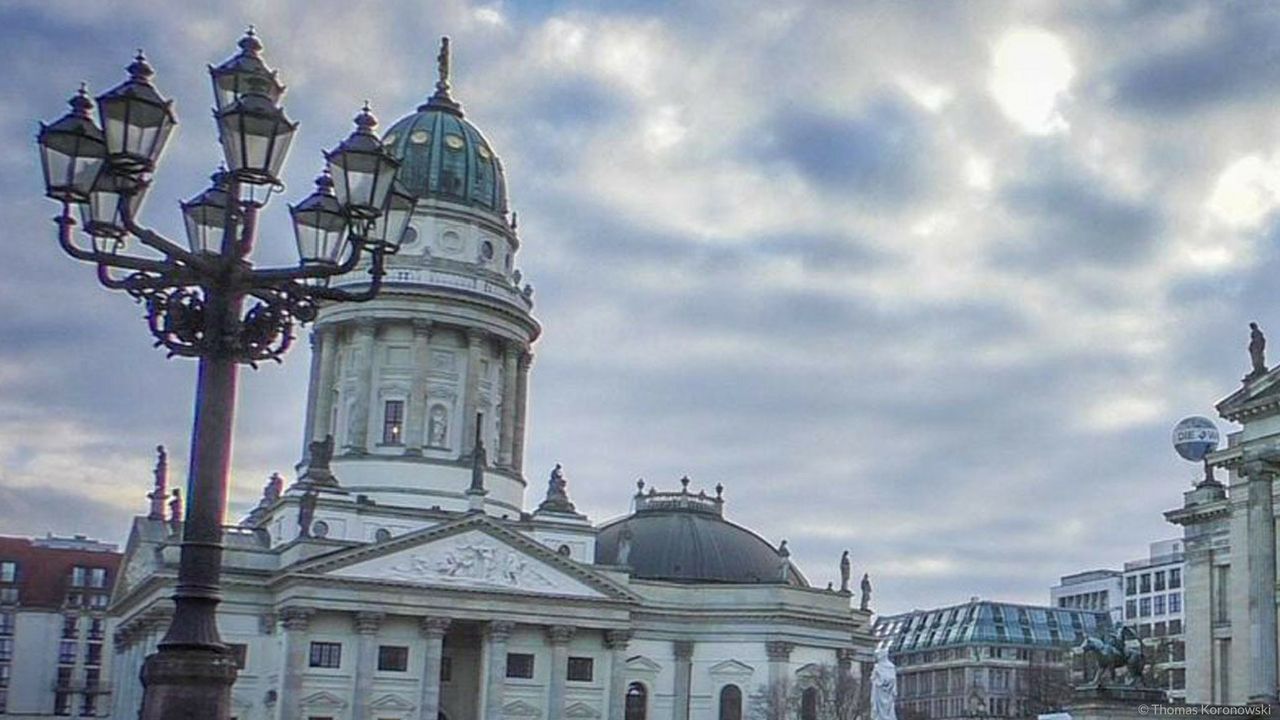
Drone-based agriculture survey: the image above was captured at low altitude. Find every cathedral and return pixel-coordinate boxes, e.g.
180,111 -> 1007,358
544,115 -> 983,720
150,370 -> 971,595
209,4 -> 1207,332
107,40 -> 876,720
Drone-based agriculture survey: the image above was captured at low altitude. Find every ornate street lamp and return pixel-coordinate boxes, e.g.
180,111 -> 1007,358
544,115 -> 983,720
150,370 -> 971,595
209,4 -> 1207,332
35,31 -> 406,720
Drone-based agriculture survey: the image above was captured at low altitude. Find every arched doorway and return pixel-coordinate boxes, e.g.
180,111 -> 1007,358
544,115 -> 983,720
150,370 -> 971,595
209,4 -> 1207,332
719,684 -> 743,720
625,682 -> 647,720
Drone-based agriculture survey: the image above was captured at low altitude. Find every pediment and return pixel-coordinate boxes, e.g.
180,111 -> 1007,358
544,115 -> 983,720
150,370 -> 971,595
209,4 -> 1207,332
1218,366 -> 1280,421
300,690 -> 347,708
627,655 -> 662,673
566,701 -> 602,718
709,659 -> 755,676
294,515 -> 633,601
502,699 -> 542,717
371,693 -> 415,710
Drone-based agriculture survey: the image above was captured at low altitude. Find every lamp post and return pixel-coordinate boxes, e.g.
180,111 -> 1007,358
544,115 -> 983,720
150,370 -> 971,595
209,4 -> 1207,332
36,30 -> 411,719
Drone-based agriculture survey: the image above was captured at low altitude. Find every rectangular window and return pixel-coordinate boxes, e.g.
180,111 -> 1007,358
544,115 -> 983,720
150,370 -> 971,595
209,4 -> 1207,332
1154,621 -> 1167,637
58,640 -> 75,664
1214,566 -> 1229,623
1170,568 -> 1182,589
0,664 -> 9,687
378,645 -> 409,672
228,643 -> 248,669
56,666 -> 73,688
0,588 -> 17,604
0,563 -> 14,583
1140,574 -> 1151,593
89,568 -> 107,588
1154,571 -> 1166,592
89,593 -> 109,609
382,400 -> 405,445
85,642 -> 102,666
1125,600 -> 1137,619
1154,595 -> 1166,615
1171,668 -> 1186,690
1139,597 -> 1151,617
80,694 -> 97,717
0,639 -> 10,662
1169,619 -> 1183,635
1125,576 -> 1136,596
85,668 -> 100,688
71,566 -> 86,587
567,656 -> 594,682
1169,592 -> 1181,614
441,656 -> 452,682
62,614 -> 78,639
506,652 -> 535,679
54,691 -> 72,716
309,641 -> 342,668
89,618 -> 104,640
0,612 -> 11,636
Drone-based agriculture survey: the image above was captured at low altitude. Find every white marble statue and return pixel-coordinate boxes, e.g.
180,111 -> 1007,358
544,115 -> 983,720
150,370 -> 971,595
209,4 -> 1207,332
872,648 -> 898,720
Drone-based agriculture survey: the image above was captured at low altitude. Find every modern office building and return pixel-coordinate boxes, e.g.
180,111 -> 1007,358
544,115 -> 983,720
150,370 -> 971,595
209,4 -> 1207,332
1121,539 -> 1185,701
1049,570 -> 1122,623
873,598 -> 1110,719
0,535 -> 120,719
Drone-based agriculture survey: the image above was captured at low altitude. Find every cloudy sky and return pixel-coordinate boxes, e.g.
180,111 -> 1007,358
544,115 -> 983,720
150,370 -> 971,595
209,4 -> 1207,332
2,0 -> 1278,615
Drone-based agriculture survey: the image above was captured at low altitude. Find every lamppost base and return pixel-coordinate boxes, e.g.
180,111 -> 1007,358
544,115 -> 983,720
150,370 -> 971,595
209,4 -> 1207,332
140,648 -> 238,720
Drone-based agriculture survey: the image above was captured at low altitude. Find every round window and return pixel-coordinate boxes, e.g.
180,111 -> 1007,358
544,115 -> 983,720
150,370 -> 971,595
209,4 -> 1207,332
374,528 -> 392,543
410,130 -> 431,144
480,241 -> 494,261
477,144 -> 492,160
311,520 -> 330,539
383,133 -> 399,146
444,133 -> 465,150
557,544 -> 572,557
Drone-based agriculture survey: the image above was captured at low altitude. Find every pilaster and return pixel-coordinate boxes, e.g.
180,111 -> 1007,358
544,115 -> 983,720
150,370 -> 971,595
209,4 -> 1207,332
605,630 -> 632,720
499,343 -> 518,467
766,640 -> 794,717
353,611 -> 384,720
1244,461 -> 1279,703
405,319 -> 433,455
546,625 -> 575,719
513,350 -> 533,473
673,640 -> 695,720
463,329 -> 485,456
483,620 -> 515,720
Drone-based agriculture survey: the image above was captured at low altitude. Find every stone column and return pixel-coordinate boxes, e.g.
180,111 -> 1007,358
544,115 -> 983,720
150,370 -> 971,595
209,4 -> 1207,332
353,611 -> 384,720
345,319 -> 378,453
311,324 -> 339,444
499,344 -> 518,467
462,330 -> 486,456
418,617 -> 451,720
547,625 -> 575,719
605,630 -> 632,720
278,607 -> 314,720
1245,462 -> 1279,703
301,329 -> 324,457
766,641 -> 794,719
512,351 -> 533,473
673,640 -> 695,720
405,320 -> 433,455
483,621 -> 515,720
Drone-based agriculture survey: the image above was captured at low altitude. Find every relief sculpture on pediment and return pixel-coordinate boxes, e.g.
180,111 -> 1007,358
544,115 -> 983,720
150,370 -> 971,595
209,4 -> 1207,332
385,539 -> 559,591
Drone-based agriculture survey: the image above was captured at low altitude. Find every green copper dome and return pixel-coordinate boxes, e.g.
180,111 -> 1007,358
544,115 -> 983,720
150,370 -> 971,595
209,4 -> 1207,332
382,39 -> 508,217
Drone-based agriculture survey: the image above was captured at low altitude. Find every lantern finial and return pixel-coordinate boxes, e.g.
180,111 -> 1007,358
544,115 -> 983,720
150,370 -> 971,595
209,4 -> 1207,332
420,37 -> 463,115
436,37 -> 451,97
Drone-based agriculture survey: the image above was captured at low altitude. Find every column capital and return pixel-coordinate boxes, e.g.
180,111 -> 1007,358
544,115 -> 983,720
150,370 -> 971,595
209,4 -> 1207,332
765,640 -> 794,661
604,629 -> 632,649
485,620 -> 516,641
354,611 -> 384,634
279,606 -> 314,631
354,317 -> 379,333
467,328 -> 488,346
547,625 -> 576,645
420,616 -> 453,638
673,640 -> 695,660
412,318 -> 434,335
518,350 -> 534,370
259,612 -> 278,636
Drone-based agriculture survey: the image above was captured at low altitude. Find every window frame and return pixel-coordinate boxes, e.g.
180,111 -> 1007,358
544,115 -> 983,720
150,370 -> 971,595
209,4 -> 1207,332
308,641 -> 343,669
377,644 -> 409,673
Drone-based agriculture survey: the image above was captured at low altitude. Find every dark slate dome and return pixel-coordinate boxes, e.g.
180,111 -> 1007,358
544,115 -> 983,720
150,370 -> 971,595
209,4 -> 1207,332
382,39 -> 508,218
595,480 -> 807,587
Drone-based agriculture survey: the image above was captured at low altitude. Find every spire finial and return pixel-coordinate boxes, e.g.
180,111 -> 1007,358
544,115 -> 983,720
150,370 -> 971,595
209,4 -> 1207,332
437,36 -> 452,96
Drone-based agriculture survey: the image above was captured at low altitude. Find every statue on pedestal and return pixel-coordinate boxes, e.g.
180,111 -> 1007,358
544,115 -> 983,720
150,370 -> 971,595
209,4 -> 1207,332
537,463 -> 577,513
1079,626 -> 1146,687
1248,322 -> 1268,381
147,445 -> 168,521
871,648 -> 898,720
167,489 -> 182,534
302,435 -> 336,484
861,573 -> 873,611
839,550 -> 851,593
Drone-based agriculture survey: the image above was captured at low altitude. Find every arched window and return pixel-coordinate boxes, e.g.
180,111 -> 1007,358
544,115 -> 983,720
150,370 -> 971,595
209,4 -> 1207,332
801,687 -> 819,720
719,684 -> 742,720
625,682 -> 647,720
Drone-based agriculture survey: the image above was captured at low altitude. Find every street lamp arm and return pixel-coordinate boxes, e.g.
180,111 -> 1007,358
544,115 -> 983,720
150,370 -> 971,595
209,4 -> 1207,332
56,210 -> 180,274
248,235 -> 366,283
119,201 -> 213,272
96,264 -> 199,294
300,250 -> 387,303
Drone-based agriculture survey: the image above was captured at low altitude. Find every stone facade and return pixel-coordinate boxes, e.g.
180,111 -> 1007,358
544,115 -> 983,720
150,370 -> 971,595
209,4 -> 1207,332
1166,363 -> 1280,704
106,49 -> 876,720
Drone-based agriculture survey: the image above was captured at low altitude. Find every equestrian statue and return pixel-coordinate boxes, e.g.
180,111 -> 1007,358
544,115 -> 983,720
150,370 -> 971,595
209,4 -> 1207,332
1078,626 -> 1147,687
